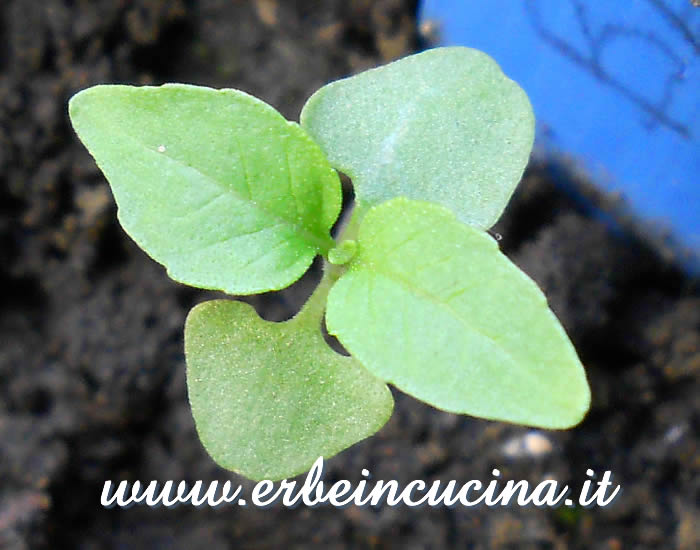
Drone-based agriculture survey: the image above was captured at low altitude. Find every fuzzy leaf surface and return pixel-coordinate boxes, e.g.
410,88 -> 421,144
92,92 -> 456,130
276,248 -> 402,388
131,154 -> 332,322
69,84 -> 341,294
301,47 -> 534,229
326,198 -> 590,428
185,300 -> 394,481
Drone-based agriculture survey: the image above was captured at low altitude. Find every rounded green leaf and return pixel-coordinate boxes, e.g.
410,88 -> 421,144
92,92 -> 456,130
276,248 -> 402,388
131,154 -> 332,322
185,299 -> 393,481
69,84 -> 341,294
326,198 -> 590,429
300,47 -> 534,229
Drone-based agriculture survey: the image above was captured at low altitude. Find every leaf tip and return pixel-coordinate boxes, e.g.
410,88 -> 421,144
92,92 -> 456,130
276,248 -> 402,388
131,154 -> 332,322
544,370 -> 591,430
67,86 -> 94,125
565,377 -> 592,428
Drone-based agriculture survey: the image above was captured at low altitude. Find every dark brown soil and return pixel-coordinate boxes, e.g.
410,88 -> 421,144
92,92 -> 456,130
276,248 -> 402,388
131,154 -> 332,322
1,1 -> 697,549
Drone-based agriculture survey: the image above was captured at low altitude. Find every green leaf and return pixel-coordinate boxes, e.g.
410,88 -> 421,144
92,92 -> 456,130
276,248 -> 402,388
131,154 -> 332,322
185,299 -> 394,481
69,84 -> 341,294
326,198 -> 590,429
300,47 -> 534,229
327,239 -> 358,266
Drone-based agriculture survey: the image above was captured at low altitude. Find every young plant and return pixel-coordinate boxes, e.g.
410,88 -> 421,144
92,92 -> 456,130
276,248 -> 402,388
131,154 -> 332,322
69,47 -> 590,481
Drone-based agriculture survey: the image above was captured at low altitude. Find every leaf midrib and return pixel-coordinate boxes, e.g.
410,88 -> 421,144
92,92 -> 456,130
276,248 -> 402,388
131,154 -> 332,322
124,132 -> 336,253
362,261 -> 573,411
364,262 -> 524,372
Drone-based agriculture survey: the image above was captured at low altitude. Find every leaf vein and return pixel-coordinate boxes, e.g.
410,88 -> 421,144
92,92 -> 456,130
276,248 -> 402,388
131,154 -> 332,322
136,136 -> 333,252
371,266 -> 515,366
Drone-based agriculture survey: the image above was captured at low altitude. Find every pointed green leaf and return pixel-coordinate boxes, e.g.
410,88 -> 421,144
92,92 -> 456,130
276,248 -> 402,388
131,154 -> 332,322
300,47 -> 534,229
326,198 -> 590,429
185,299 -> 393,481
69,84 -> 341,294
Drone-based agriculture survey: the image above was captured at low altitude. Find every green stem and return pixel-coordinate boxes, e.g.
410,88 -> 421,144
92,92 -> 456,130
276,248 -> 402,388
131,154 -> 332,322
295,260 -> 341,321
335,199 -> 368,243
295,200 -> 369,324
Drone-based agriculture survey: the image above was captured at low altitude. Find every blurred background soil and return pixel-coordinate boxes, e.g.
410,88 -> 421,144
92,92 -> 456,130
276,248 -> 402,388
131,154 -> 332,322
0,1 -> 698,548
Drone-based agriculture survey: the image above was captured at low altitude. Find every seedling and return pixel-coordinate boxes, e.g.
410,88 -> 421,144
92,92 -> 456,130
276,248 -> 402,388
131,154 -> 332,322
69,47 -> 590,481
